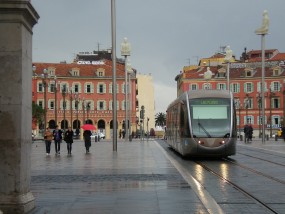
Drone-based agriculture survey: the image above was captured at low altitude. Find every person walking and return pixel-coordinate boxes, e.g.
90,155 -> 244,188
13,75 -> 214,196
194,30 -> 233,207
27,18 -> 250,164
282,126 -> 285,142
44,127 -> 53,155
83,130 -> 92,153
244,124 -> 249,143
248,124 -> 253,142
53,125 -> 63,155
64,127 -> 74,155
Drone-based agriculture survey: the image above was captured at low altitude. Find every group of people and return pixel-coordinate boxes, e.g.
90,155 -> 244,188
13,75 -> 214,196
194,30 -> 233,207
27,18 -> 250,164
44,126 -> 92,155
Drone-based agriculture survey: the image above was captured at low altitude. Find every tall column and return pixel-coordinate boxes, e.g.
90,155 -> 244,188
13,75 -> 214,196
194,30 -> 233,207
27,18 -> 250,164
0,1 -> 39,213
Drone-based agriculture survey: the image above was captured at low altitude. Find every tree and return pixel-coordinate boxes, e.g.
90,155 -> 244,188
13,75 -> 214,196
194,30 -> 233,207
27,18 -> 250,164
155,112 -> 166,127
32,101 -> 44,125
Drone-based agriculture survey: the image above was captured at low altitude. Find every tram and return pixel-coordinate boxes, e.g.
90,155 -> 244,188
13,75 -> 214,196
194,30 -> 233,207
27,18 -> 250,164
166,90 -> 237,157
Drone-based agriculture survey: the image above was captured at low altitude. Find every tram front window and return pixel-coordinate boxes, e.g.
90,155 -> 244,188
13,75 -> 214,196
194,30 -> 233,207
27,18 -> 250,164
190,98 -> 231,138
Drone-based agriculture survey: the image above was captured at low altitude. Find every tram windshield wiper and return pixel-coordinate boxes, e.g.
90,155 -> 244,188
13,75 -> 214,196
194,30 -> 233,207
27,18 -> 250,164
197,120 -> 211,138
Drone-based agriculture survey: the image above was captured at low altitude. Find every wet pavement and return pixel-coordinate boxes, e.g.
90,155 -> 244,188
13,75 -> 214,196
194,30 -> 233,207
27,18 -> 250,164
29,139 -> 207,214
28,138 -> 285,214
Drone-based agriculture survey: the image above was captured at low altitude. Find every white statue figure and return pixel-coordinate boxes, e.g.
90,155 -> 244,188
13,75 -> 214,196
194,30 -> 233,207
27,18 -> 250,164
121,37 -> 131,56
224,45 -> 233,62
255,10 -> 269,35
204,67 -> 213,80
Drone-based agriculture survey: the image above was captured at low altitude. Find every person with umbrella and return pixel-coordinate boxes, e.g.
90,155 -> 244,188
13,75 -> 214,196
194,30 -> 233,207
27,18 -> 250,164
82,124 -> 96,153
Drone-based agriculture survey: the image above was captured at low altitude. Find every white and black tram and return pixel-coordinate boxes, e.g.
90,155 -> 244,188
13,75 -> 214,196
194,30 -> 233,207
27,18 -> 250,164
166,90 -> 237,157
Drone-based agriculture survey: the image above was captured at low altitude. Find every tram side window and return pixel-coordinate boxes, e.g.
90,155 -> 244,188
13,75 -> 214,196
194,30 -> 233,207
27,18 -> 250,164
180,105 -> 190,137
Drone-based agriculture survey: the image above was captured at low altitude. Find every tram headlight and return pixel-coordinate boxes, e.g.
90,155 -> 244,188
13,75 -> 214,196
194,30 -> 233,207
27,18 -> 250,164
220,140 -> 225,145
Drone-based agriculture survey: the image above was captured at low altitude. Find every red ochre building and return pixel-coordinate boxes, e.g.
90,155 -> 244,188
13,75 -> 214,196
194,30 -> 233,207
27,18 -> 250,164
176,49 -> 285,138
32,59 -> 137,139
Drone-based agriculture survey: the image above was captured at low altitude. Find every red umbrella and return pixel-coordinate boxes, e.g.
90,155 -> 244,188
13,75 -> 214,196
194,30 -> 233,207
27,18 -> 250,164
81,124 -> 96,130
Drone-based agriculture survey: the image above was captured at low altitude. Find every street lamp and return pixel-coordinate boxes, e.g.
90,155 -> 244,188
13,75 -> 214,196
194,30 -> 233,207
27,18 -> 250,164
268,88 -> 275,138
255,10 -> 269,143
224,45 -> 232,91
41,68 -> 49,132
127,60 -> 133,141
62,84 -> 67,132
74,93 -> 80,130
111,0 -> 117,151
86,101 -> 91,123
121,37 -> 131,142
256,93 -> 262,137
54,76 -> 58,127
234,99 -> 241,139
244,94 -> 250,125
69,88 -> 74,129
82,98 -> 85,124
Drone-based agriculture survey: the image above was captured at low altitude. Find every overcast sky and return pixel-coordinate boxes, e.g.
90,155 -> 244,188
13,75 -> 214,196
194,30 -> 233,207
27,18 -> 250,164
31,0 -> 285,114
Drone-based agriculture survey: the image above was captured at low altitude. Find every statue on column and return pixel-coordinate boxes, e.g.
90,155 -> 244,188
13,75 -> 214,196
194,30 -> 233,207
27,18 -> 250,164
255,10 -> 269,35
224,45 -> 233,62
121,37 -> 131,56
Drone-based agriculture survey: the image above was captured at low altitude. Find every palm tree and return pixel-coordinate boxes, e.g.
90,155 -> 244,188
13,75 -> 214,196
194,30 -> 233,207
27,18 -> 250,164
155,112 -> 166,127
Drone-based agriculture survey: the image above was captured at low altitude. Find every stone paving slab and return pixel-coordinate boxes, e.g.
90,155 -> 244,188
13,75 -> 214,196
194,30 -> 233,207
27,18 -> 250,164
28,139 -> 207,214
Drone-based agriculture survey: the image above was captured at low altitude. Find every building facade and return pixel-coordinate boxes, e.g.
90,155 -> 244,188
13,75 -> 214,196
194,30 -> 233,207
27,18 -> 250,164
176,49 -> 285,138
136,74 -> 155,134
32,59 -> 137,139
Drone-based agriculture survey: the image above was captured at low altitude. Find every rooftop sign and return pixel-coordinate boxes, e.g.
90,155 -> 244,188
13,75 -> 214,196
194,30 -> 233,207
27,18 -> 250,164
76,60 -> 105,65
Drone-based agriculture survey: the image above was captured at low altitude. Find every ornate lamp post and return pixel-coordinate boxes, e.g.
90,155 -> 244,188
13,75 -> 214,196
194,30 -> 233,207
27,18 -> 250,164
62,84 -> 67,132
82,98 -> 85,124
74,93 -> 80,130
234,99 -> 241,138
54,76 -> 58,127
255,10 -> 269,143
41,68 -> 49,131
224,45 -> 232,91
256,93 -> 262,137
69,88 -> 74,129
86,101 -> 91,123
121,37 -> 131,142
127,60 -> 133,141
269,88 -> 275,138
111,0 -> 117,151
244,94 -> 249,125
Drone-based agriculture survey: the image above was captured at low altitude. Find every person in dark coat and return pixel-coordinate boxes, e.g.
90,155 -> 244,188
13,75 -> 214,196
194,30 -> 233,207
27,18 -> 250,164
53,125 -> 63,155
83,130 -> 92,153
248,124 -> 253,142
64,127 -> 74,155
282,126 -> 285,142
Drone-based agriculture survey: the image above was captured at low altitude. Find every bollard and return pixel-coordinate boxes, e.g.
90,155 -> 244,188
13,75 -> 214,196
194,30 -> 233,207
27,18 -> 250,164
275,135 -> 278,141
240,135 -> 243,141
129,135 -> 132,142
95,136 -> 98,142
266,134 -> 269,141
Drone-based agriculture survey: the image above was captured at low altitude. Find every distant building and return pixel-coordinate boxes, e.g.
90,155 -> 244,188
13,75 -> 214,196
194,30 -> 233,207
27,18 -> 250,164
176,49 -> 285,137
136,73 -> 155,133
32,59 -> 137,139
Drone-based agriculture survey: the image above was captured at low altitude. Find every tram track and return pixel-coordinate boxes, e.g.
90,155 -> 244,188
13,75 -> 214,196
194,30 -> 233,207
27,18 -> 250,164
194,160 -> 280,214
236,152 -> 285,167
223,157 -> 285,185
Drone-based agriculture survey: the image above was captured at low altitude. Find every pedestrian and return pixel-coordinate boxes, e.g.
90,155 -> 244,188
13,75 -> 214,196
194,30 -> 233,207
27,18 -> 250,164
244,124 -> 249,143
83,130 -> 92,153
64,127 -> 74,155
122,129 -> 126,139
119,129 -> 122,139
53,125 -> 63,155
248,124 -> 253,142
75,128 -> 80,138
44,127 -> 53,155
282,126 -> 285,142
